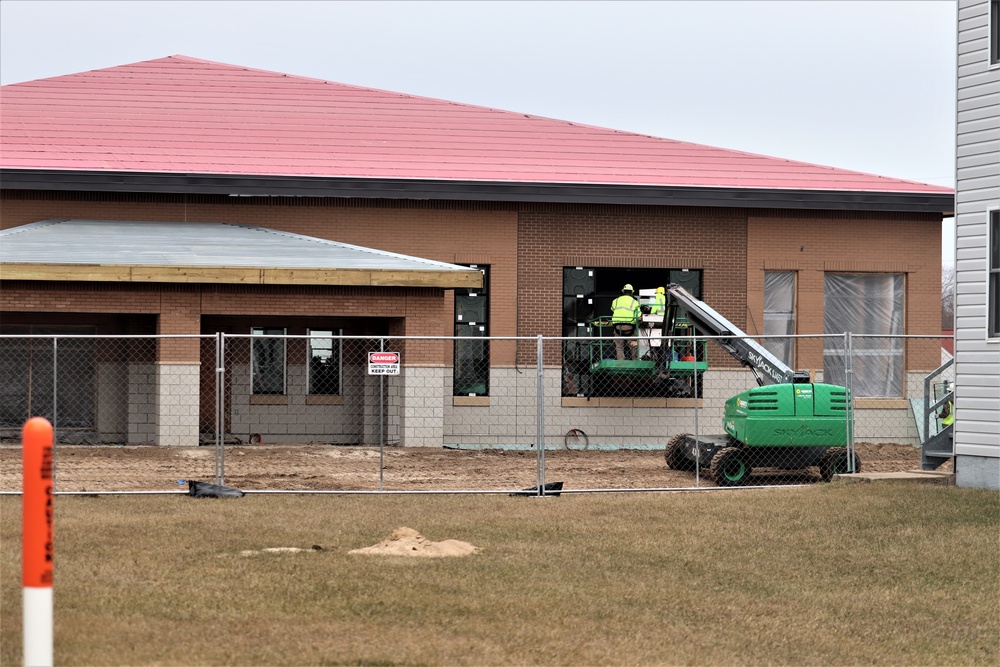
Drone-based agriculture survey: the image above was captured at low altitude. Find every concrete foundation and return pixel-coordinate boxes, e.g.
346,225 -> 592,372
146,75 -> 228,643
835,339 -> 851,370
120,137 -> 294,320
955,455 -> 1000,490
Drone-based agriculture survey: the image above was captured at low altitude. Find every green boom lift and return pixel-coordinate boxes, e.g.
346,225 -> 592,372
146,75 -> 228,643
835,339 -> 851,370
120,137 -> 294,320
659,285 -> 860,486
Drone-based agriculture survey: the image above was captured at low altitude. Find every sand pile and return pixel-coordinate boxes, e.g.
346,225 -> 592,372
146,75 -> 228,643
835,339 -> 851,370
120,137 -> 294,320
349,527 -> 479,558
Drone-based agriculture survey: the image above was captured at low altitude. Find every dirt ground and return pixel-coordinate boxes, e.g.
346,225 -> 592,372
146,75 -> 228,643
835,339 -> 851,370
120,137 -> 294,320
0,442 -> 942,493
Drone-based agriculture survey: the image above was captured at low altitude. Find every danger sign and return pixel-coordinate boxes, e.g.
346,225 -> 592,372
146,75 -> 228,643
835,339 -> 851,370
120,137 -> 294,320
368,351 -> 400,375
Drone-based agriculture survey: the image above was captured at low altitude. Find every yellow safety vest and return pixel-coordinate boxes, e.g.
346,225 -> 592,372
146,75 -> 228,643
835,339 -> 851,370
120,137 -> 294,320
652,293 -> 666,316
942,401 -> 954,426
611,294 -> 640,324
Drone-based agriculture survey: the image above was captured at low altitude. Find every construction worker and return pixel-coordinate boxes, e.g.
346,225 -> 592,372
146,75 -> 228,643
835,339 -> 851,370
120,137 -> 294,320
652,286 -> 667,316
611,284 -> 640,360
937,383 -> 955,428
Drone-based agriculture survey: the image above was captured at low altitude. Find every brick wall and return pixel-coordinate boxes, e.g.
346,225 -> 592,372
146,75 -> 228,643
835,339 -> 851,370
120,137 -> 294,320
2,193 -> 945,373
517,204 -> 748,363
747,210 -> 944,371
0,192 -> 518,341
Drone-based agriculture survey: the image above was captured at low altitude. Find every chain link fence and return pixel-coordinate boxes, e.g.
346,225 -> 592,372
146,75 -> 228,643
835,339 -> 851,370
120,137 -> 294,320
0,333 -> 952,493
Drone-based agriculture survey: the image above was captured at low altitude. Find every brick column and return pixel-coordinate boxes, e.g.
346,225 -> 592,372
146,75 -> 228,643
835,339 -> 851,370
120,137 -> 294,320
156,288 -> 201,446
796,269 -> 827,379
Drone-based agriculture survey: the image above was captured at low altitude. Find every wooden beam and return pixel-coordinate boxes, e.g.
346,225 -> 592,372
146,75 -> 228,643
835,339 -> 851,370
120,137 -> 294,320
0,264 -> 131,282
1,263 -> 483,289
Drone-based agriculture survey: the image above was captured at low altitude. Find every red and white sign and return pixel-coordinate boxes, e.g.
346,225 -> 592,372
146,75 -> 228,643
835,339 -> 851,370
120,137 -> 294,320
368,351 -> 401,375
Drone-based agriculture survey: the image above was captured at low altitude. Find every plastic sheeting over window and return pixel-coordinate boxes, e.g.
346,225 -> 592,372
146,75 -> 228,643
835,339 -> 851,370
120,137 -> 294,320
763,272 -> 795,368
823,274 -> 904,397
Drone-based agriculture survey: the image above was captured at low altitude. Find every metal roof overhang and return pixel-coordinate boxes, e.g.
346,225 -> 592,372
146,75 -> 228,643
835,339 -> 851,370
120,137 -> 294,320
0,219 -> 483,289
0,169 -> 955,215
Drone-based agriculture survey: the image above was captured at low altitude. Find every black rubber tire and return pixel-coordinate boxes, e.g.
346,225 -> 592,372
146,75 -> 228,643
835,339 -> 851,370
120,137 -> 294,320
711,447 -> 753,487
665,433 -> 696,471
820,447 -> 861,482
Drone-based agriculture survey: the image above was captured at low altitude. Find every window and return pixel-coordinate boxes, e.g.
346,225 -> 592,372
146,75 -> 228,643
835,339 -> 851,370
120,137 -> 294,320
561,267 -> 701,339
561,267 -> 703,397
251,327 -> 285,394
991,0 -> 999,65
823,274 -> 904,397
763,272 -> 796,368
454,266 -> 489,396
308,329 -> 342,394
989,210 -> 999,337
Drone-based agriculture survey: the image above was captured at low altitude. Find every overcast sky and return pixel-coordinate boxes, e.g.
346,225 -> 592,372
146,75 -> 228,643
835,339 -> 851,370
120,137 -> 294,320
0,0 -> 958,264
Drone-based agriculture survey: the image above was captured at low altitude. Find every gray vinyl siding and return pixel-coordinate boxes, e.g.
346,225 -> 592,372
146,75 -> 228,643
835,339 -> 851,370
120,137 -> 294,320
955,0 -> 1000,459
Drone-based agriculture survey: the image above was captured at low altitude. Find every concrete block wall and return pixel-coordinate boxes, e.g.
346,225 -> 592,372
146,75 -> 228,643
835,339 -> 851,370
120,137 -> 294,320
362,369 -> 402,445
853,408 -> 919,446
400,366 -> 447,447
128,363 -> 156,444
442,367 -> 925,448
443,368 -> 748,448
156,362 -> 200,446
227,362 -> 365,444
96,362 -> 127,441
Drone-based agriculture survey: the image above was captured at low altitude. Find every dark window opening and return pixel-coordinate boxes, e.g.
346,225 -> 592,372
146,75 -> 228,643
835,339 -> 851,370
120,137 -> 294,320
454,266 -> 489,396
251,327 -> 286,395
562,267 -> 703,398
308,329 -> 342,395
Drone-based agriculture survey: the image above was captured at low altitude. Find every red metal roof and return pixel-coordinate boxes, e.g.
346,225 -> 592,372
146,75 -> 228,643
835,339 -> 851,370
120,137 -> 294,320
0,55 -> 951,194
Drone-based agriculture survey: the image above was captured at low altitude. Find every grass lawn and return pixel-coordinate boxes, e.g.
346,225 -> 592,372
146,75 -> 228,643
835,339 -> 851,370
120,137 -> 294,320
2,483 -> 998,666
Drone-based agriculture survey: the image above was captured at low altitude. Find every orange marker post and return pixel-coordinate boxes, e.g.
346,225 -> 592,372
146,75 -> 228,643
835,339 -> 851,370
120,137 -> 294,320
23,417 -> 54,667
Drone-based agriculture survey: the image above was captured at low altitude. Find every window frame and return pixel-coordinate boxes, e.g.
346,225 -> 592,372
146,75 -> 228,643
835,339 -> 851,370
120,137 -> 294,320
991,0 -> 999,66
453,265 -> 490,397
307,328 -> 343,396
560,266 -> 703,399
989,209 -> 999,338
822,273 -> 905,398
251,327 -> 286,395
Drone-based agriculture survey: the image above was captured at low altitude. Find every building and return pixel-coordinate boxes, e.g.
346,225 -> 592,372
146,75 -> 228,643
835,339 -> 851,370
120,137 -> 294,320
0,56 -> 954,448
954,0 -> 1000,489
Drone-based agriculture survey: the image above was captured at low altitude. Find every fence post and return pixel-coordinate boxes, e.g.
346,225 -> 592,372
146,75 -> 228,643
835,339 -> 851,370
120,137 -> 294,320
51,337 -> 58,488
693,328 -> 701,487
379,337 -> 385,493
845,332 -> 856,472
215,333 -> 225,485
536,334 -> 545,494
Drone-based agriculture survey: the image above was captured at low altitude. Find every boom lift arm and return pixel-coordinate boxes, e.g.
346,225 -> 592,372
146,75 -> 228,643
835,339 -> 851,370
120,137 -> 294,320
659,284 -> 810,387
